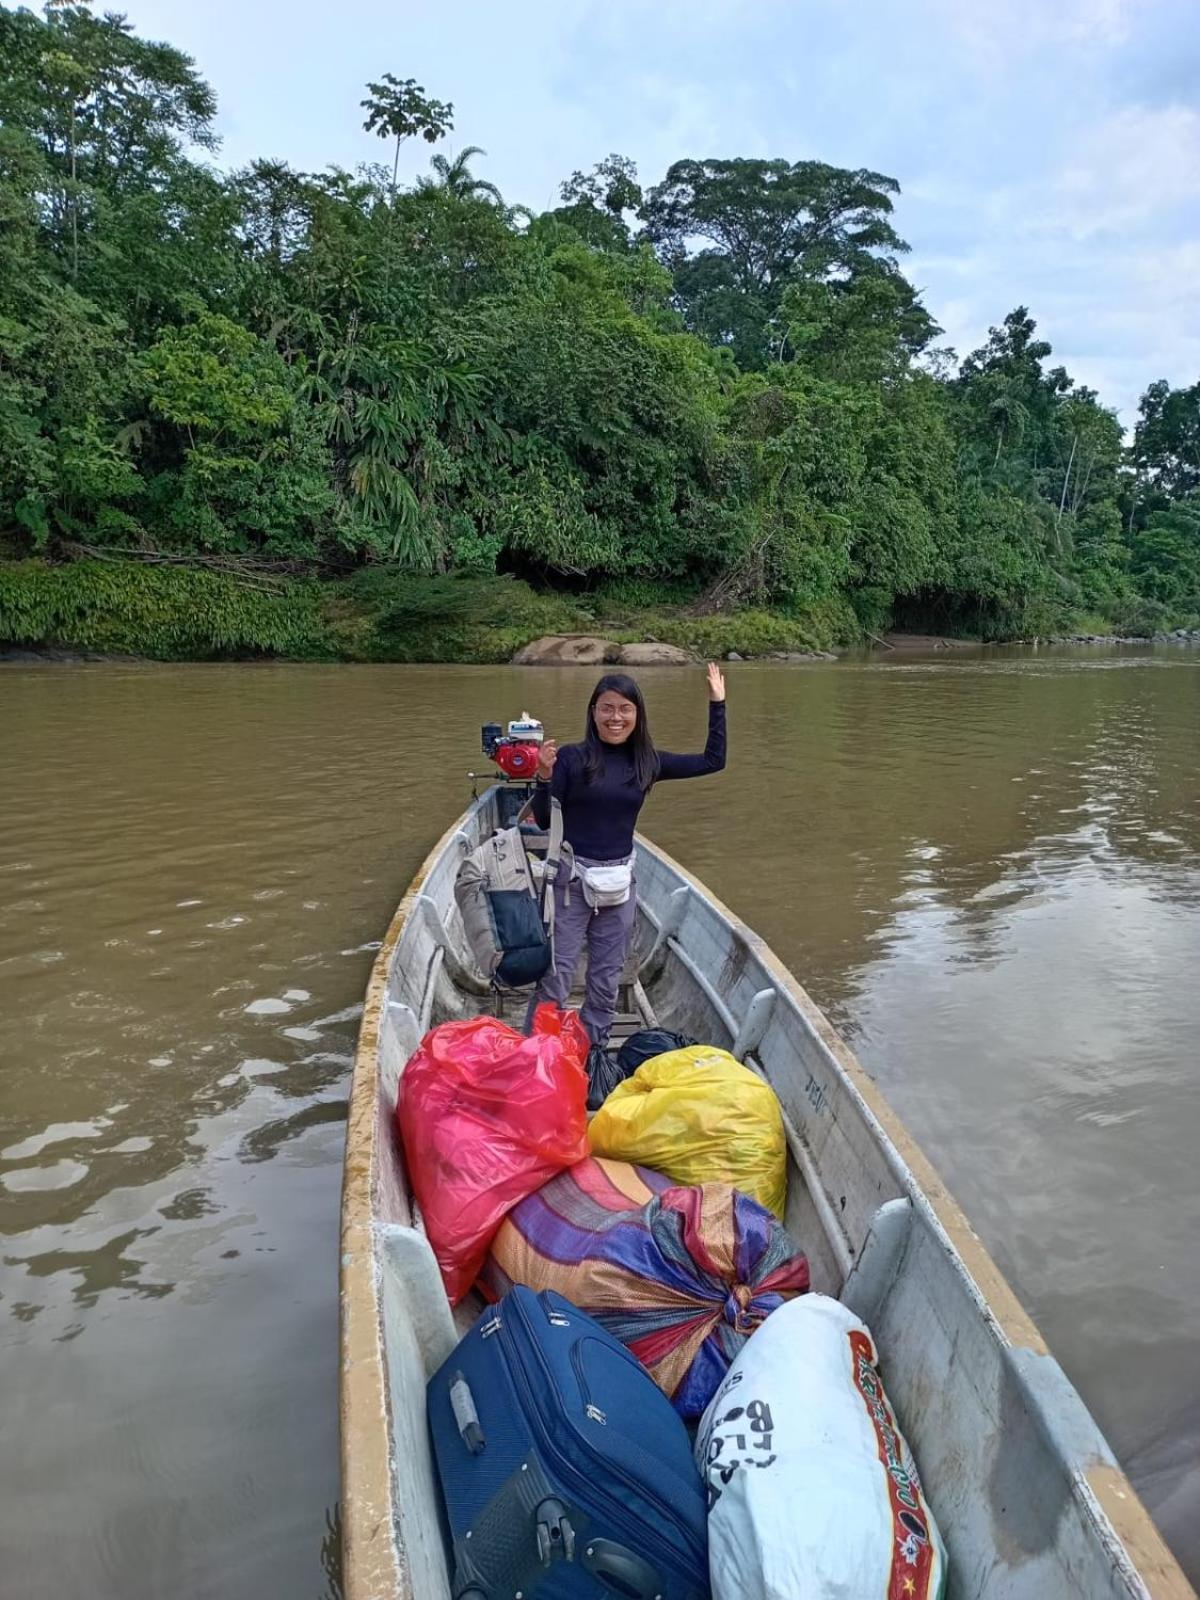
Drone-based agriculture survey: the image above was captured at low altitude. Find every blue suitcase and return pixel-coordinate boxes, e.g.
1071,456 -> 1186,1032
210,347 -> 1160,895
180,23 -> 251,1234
427,1286 -> 709,1600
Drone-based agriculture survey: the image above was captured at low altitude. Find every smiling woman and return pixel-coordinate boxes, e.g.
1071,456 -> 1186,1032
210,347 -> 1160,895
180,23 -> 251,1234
528,663 -> 727,1043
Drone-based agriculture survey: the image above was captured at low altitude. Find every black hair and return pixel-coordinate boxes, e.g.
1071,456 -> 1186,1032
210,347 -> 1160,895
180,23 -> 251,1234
581,673 -> 658,790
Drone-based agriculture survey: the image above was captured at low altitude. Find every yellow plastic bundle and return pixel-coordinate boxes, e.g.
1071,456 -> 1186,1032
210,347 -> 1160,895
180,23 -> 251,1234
588,1045 -> 787,1218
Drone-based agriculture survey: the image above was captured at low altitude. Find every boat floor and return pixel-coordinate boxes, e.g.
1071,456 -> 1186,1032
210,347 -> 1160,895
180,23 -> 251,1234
492,956 -> 654,1044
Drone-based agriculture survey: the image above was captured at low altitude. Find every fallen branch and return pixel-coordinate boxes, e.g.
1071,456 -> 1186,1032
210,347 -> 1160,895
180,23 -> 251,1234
64,543 -> 296,594
683,545 -> 768,616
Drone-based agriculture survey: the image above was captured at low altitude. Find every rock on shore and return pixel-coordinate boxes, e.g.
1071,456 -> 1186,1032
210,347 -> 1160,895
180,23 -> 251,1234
511,635 -> 615,665
1032,629 -> 1200,646
615,641 -> 695,665
512,635 -> 694,665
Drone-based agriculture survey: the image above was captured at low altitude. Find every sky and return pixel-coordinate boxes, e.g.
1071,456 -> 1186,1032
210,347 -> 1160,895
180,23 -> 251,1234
118,0 -> 1200,423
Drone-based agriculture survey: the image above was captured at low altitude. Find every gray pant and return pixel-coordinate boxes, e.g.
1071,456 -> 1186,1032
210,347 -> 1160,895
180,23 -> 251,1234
527,859 -> 637,1044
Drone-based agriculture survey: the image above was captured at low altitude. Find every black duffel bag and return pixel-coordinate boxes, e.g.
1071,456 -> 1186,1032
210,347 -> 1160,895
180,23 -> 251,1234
587,1029 -> 697,1113
615,1028 -> 695,1076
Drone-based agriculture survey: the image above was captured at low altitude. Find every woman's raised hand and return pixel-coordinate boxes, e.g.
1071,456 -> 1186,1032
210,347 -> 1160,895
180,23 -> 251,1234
536,738 -> 559,781
706,662 -> 726,702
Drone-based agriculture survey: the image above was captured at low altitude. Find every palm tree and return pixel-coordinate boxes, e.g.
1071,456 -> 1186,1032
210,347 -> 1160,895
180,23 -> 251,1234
423,146 -> 503,205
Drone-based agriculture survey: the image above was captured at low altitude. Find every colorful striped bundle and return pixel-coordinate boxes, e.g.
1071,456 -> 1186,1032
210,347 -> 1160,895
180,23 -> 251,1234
479,1156 -> 810,1418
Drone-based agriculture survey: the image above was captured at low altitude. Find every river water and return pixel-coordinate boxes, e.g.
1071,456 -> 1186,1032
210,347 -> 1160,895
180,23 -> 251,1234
2,650 -> 1198,1596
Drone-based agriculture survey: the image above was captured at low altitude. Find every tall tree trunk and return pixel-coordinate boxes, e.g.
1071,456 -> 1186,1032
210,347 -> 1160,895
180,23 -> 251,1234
69,109 -> 78,277
1072,457 -> 1094,517
1057,433 -> 1077,526
383,134 -> 402,292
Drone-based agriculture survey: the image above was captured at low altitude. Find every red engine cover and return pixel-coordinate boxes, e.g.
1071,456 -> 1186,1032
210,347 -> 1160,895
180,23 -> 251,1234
493,742 -> 540,779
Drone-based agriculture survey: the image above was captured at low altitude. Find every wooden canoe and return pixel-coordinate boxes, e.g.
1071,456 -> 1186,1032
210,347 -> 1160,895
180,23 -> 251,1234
340,787 -> 1193,1600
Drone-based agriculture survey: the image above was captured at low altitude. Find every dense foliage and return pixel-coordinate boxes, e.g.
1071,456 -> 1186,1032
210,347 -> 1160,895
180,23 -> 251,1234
1,2 -> 1197,657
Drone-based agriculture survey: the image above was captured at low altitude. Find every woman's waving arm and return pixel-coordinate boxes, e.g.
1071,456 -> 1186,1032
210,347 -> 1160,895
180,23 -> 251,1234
656,663 -> 727,780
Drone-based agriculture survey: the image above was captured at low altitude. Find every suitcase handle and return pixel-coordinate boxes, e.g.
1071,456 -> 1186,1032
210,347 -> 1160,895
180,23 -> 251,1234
580,1537 -> 662,1600
449,1371 -> 485,1454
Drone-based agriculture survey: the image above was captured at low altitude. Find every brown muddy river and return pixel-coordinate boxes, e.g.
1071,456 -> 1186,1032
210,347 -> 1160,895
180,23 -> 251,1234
2,650 -> 1198,1596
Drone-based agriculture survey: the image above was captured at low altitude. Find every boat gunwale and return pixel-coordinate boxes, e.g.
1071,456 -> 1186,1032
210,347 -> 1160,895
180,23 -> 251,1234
339,796 -> 1194,1600
339,798 -> 489,1600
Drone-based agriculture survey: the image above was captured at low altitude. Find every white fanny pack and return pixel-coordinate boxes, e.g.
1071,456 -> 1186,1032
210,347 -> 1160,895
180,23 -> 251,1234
576,857 -> 633,909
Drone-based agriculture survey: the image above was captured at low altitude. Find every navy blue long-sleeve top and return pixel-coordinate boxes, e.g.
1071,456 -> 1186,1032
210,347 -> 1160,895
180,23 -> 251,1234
531,700 -> 726,861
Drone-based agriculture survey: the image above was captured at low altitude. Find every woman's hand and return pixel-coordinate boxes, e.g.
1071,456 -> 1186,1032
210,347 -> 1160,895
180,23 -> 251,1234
536,739 -> 558,781
706,662 -> 726,702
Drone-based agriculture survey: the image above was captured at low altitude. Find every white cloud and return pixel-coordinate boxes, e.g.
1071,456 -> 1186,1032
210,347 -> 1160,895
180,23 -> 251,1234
1052,105 -> 1200,237
905,93 -> 1200,415
928,0 -> 1134,64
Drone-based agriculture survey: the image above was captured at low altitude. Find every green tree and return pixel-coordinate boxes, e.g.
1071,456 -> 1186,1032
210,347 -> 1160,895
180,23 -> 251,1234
1130,500 -> 1200,606
953,311 -> 1131,610
714,367 -> 864,605
1130,379 -> 1200,507
956,307 -> 1065,473
640,157 -> 933,368
233,158 -> 316,267
467,242 -> 726,581
136,313 -> 333,555
551,155 -> 643,252
4,1 -> 217,268
361,74 -> 453,199
783,272 -> 930,385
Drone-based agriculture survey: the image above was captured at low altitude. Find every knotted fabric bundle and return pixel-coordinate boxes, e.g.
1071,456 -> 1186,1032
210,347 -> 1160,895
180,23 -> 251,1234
479,1156 -> 810,1418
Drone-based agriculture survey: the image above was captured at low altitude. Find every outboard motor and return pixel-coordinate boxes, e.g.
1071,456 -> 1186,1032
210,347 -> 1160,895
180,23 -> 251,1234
481,714 -> 544,780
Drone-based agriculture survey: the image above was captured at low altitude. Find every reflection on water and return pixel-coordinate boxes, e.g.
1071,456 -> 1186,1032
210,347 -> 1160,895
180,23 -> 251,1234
1,650 -> 1198,1593
319,1503 -> 345,1600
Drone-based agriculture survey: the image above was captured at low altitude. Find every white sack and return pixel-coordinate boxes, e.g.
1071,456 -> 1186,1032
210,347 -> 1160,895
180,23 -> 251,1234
695,1293 -> 946,1600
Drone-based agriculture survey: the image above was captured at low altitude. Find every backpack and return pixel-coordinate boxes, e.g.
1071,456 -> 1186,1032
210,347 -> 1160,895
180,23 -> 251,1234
454,797 -> 564,989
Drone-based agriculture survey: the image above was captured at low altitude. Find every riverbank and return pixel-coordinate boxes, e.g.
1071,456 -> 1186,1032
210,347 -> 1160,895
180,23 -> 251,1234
1040,628 -> 1200,645
0,560 -> 853,664
2,560 -> 1195,665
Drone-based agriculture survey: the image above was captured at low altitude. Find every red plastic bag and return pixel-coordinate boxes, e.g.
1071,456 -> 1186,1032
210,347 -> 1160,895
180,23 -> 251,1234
396,1003 -> 589,1304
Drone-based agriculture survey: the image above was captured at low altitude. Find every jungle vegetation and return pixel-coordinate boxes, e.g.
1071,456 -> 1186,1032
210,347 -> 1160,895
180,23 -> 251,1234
2,3 -> 1197,658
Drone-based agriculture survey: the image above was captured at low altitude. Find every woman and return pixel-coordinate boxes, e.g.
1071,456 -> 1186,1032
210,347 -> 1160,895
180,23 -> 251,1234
529,662 -> 727,1045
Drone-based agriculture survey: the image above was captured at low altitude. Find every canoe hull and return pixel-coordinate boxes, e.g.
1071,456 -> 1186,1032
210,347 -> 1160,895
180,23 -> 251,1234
340,789 -> 1192,1600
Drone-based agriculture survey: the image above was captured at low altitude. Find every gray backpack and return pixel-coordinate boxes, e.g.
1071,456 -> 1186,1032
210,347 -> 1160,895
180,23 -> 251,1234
454,798 -> 563,988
